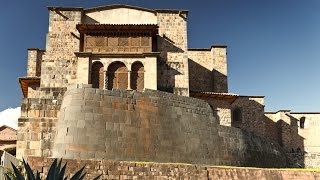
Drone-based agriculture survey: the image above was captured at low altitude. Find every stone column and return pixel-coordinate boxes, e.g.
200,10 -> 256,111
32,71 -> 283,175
104,71 -> 108,89
127,70 -> 131,90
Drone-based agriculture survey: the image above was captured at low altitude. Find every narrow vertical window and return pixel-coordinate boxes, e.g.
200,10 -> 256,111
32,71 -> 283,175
232,108 -> 242,122
300,117 -> 305,129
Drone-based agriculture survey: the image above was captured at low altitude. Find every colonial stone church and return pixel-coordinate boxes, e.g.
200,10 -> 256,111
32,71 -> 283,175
18,4 -> 320,168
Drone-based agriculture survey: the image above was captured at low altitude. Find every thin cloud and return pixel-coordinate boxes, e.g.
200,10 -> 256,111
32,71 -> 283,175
0,107 -> 20,129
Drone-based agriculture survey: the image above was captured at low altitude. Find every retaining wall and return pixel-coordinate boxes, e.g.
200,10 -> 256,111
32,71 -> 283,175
52,87 -> 286,167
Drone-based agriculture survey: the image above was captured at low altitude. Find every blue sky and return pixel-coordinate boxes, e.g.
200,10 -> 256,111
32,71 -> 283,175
0,0 -> 319,112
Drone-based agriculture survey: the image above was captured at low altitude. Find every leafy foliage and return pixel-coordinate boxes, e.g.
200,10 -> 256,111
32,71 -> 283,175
5,159 -> 102,180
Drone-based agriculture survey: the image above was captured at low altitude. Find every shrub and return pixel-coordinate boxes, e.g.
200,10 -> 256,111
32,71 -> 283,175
5,159 -> 101,180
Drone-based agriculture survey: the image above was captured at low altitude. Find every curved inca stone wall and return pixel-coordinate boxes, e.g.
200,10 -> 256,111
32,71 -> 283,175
52,87 -> 286,167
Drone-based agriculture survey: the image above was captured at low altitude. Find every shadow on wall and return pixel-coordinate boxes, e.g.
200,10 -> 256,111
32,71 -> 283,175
232,98 -> 305,167
264,113 -> 305,167
188,59 -> 227,93
83,15 -> 99,24
231,97 -> 265,138
157,35 -> 184,93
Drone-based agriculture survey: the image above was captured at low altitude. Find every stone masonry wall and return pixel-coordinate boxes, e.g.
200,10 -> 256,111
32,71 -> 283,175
187,47 -> 228,93
27,49 -> 44,77
203,98 -> 231,126
28,157 -> 320,180
53,87 -> 218,165
51,86 -> 286,167
41,9 -> 82,87
265,111 -> 320,168
264,113 -> 280,143
157,12 -> 189,96
200,96 -> 266,138
211,47 -> 228,92
231,96 -> 266,138
218,126 -> 286,167
17,87 -> 66,160
188,50 -> 214,92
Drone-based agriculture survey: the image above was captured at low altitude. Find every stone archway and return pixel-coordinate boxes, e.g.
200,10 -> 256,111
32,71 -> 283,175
131,62 -> 144,91
107,62 -> 128,90
91,61 -> 104,89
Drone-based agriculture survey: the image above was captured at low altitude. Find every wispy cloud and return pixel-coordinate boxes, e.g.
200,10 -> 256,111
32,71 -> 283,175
0,107 -> 20,129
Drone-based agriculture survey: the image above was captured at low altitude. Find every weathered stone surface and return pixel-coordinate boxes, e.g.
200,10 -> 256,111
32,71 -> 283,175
52,87 -> 286,167
28,157 -> 320,180
16,87 -> 66,160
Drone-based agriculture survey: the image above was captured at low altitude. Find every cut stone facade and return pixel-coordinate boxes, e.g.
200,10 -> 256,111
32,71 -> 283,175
17,4 -> 320,168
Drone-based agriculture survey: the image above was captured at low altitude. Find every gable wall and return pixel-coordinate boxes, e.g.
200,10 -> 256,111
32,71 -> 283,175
84,8 -> 157,24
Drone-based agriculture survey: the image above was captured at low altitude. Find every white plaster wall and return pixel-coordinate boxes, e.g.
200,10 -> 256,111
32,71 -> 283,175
76,56 -> 157,90
84,8 -> 157,24
290,113 -> 320,153
76,57 -> 90,84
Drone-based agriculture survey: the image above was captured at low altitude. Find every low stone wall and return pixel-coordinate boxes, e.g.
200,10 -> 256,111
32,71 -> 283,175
287,152 -> 320,168
28,157 -> 320,180
52,87 -> 286,167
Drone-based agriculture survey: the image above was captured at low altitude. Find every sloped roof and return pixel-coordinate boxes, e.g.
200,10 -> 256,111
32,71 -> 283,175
0,125 -> 17,141
18,76 -> 40,97
190,91 -> 239,104
47,4 -> 188,14
0,125 -> 17,131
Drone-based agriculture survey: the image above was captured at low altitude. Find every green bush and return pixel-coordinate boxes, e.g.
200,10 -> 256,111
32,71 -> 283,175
5,159 -> 101,180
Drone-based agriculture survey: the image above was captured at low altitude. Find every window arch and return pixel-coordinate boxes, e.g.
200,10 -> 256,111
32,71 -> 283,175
300,117 -> 305,129
131,62 -> 144,91
107,62 -> 128,90
91,61 -> 104,89
232,108 -> 242,122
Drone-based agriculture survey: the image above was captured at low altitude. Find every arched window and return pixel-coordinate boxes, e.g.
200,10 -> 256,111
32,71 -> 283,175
107,62 -> 128,90
300,117 -> 305,129
232,108 -> 242,122
131,62 -> 144,91
91,62 -> 104,89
